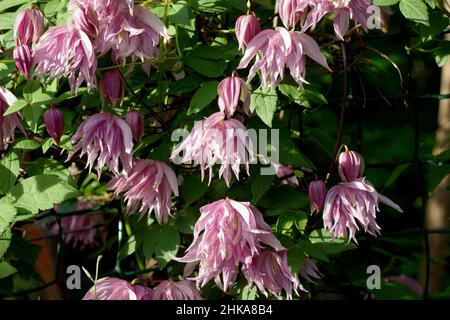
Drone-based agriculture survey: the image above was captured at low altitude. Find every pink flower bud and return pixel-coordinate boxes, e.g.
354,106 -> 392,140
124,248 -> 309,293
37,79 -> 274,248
217,74 -> 250,118
44,107 -> 64,145
338,150 -> 365,182
98,70 -> 124,106
13,44 -> 33,80
308,180 -> 326,214
13,8 -> 45,46
235,14 -> 260,51
125,111 -> 144,142
71,5 -> 99,39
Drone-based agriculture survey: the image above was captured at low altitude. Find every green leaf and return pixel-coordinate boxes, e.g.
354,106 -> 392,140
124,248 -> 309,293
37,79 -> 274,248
27,158 -> 76,188
187,80 -> 219,115
259,186 -> 309,210
8,234 -> 41,265
174,207 -> 200,234
241,285 -> 258,300
399,0 -> 429,25
277,210 -> 308,234
118,235 -> 138,261
250,173 -> 273,204
372,0 -> 400,5
184,55 -> 227,78
0,151 -> 20,194
0,203 -> 17,235
0,229 -> 12,260
1,175 -> 80,216
0,261 -> 17,279
143,224 -> 180,269
169,2 -> 192,25
251,88 -> 278,127
384,163 -> 411,189
11,139 -> 41,150
278,84 -> 327,108
287,246 -> 306,274
3,99 -> 28,116
0,0 -> 30,11
181,175 -> 209,206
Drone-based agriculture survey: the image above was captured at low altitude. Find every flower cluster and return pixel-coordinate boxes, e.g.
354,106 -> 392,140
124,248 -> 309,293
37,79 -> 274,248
175,199 -> 301,297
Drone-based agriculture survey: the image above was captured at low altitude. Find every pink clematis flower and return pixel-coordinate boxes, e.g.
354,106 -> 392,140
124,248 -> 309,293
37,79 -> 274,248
338,150 -> 365,182
299,258 -> 322,283
13,8 -> 44,46
235,14 -> 260,51
170,112 -> 256,187
175,198 -> 284,292
70,112 -> 134,177
323,177 -> 403,243
273,163 -> 299,187
242,250 -> 303,299
33,25 -> 97,93
83,277 -> 152,300
0,87 -> 26,150
125,111 -> 144,142
107,159 -> 179,224
96,4 -> 170,74
238,27 -> 330,88
217,74 -> 250,118
43,106 -> 64,145
98,70 -> 124,106
308,180 -> 327,214
70,3 -> 99,39
13,44 -> 33,80
278,0 -> 310,30
151,280 -> 203,300
302,0 -> 371,40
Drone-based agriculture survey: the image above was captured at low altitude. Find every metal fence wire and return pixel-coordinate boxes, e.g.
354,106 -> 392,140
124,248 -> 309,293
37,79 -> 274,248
1,24 -> 450,300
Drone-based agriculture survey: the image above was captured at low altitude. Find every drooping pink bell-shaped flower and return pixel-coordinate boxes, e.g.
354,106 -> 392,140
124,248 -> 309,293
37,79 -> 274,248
338,150 -> 365,182
299,258 -> 322,283
13,8 -> 44,46
323,177 -> 403,243
235,14 -> 260,51
43,106 -> 64,145
242,250 -> 304,299
273,163 -> 299,187
308,180 -> 326,214
125,111 -> 144,142
70,4 -> 99,39
238,27 -> 331,88
217,75 -> 250,118
33,25 -> 97,93
13,44 -> 33,80
96,4 -> 170,74
108,159 -> 179,224
70,112 -> 134,177
175,198 -> 284,292
98,70 -> 124,106
302,0 -> 371,40
0,87 -> 26,150
278,0 -> 310,30
151,280 -> 203,300
83,277 -> 152,300
170,112 -> 256,187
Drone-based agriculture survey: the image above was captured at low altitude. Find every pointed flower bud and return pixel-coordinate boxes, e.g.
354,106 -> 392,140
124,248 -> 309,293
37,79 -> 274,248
125,111 -> 144,142
338,150 -> 365,182
13,44 -> 33,80
71,5 -> 99,39
13,8 -> 45,46
44,106 -> 64,145
235,14 -> 260,51
217,74 -> 250,118
98,70 -> 124,106
308,180 -> 327,214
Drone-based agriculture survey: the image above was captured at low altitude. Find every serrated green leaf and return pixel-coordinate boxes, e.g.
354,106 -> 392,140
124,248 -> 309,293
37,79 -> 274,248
1,175 -> 79,216
143,224 -> 180,269
0,261 -> 17,279
4,99 -> 28,116
372,0 -> 400,5
174,207 -> 199,234
0,229 -> 12,260
12,139 -> 41,150
250,173 -> 273,204
399,0 -> 429,25
251,88 -> 278,127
